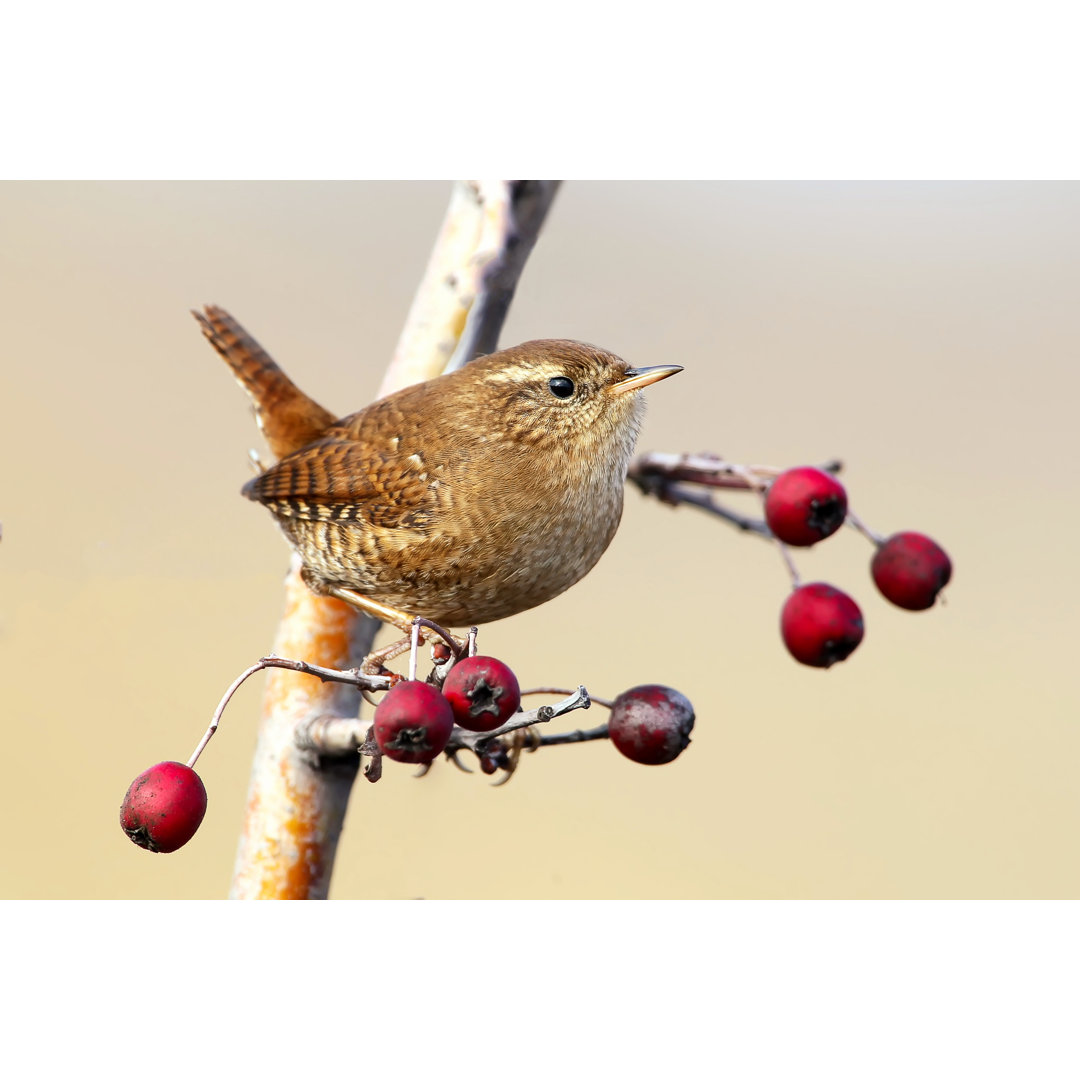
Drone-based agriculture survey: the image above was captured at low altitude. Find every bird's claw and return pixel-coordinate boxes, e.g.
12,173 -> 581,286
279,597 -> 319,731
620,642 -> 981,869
447,748 -> 474,773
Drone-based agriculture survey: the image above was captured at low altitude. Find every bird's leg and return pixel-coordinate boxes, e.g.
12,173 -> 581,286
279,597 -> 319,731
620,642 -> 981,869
358,633 -> 416,677
324,584 -> 466,675
490,727 -> 542,786
325,584 -> 420,636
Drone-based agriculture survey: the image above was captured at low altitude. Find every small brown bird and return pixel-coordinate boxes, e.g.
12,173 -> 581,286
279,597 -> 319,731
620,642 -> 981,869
195,305 -> 681,634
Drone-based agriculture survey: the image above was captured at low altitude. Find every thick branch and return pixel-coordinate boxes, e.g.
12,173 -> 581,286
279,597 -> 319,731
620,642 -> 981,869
445,181 -> 561,367
378,180 -> 560,394
230,182 -> 559,899
229,583 -> 380,900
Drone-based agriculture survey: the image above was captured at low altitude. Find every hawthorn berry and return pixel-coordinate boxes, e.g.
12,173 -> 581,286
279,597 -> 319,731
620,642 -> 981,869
871,531 -> 952,611
781,582 -> 865,668
373,680 -> 455,764
764,467 -> 848,547
442,655 -> 521,733
608,684 -> 695,765
120,761 -> 208,853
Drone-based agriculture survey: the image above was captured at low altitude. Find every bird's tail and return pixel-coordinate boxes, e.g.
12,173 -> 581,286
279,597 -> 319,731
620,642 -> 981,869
193,304 -> 337,459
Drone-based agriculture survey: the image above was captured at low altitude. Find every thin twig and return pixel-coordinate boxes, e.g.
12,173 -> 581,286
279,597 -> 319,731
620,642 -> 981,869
521,686 -> 614,710
412,617 -> 465,657
629,452 -> 843,494
188,655 -> 392,768
294,686 -> 595,762
628,452 -> 844,544
445,685 -> 591,755
534,723 -> 611,747
408,620 -> 420,682
647,483 -> 773,536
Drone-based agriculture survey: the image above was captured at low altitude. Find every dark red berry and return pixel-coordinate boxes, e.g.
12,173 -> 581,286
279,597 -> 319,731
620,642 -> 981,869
479,742 -> 510,775
608,685 -> 695,765
120,761 -> 208,853
373,680 -> 455,764
871,532 -> 952,611
781,582 -> 864,667
764,467 -> 848,547
442,656 -> 521,733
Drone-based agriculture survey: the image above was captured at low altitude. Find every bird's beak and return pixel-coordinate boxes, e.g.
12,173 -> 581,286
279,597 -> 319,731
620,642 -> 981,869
609,364 -> 683,395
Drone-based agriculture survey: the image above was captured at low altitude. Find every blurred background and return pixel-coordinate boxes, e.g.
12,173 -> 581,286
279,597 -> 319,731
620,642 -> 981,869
1,181 -> 1076,899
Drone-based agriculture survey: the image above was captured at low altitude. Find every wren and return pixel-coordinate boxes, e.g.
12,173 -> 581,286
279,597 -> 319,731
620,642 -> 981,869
195,305 -> 681,633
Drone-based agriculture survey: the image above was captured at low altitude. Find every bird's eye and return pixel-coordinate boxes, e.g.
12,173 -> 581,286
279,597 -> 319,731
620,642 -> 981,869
548,376 -> 575,399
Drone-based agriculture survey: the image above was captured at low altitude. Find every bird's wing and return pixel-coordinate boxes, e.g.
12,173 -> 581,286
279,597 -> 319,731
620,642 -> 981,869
242,436 -> 437,531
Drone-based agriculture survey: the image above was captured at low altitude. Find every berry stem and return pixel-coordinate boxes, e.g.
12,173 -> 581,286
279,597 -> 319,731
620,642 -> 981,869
187,661 -> 265,768
845,507 -> 887,546
776,540 -> 803,588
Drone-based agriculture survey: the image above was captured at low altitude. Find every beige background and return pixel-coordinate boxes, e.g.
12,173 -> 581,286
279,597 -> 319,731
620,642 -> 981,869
1,181 -> 1076,898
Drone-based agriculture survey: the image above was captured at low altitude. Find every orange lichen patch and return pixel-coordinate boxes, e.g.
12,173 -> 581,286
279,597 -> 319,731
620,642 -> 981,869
242,760 -> 327,900
229,558 -> 364,900
277,569 -> 356,671
447,300 -> 470,343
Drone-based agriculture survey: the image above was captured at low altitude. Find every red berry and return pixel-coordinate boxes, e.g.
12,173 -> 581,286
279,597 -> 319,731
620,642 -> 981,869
373,680 -> 454,764
608,685 -> 695,765
871,532 -> 952,611
120,761 -> 208,853
780,582 -> 865,668
442,655 -> 521,732
764,467 -> 848,547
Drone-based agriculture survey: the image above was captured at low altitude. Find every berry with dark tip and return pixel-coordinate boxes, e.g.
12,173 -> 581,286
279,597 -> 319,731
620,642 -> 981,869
780,582 -> 865,667
764,467 -> 848,547
373,680 -> 455,764
120,761 -> 208,853
608,684 -> 695,765
871,531 -> 952,611
442,656 -> 521,733
479,742 -> 510,775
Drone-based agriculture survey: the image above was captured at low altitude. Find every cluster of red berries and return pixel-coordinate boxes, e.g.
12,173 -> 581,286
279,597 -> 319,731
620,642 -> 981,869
374,655 -> 521,763
375,665 -> 696,769
120,656 -> 697,853
763,466 -> 952,668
